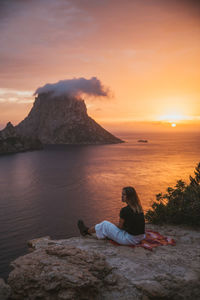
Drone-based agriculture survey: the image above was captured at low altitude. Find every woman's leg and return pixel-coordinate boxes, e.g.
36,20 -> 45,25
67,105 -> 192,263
78,220 -> 117,236
78,220 -> 143,245
94,220 -> 130,244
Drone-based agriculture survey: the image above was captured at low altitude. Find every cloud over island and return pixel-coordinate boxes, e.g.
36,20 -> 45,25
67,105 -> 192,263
34,77 -> 110,99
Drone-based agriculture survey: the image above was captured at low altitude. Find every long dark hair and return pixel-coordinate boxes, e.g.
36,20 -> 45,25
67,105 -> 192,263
123,186 -> 143,213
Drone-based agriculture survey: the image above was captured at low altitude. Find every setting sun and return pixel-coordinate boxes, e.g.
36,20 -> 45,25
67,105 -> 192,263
171,123 -> 176,127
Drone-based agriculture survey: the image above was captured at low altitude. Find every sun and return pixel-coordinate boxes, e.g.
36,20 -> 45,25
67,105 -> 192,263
171,123 -> 176,127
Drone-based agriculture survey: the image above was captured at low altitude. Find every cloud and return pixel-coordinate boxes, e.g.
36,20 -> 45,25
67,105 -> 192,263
0,88 -> 34,103
34,77 -> 110,98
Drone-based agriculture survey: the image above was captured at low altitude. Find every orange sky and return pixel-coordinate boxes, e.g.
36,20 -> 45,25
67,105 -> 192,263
0,0 -> 200,132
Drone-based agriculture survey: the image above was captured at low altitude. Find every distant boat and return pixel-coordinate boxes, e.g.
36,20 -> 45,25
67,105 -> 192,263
137,139 -> 148,143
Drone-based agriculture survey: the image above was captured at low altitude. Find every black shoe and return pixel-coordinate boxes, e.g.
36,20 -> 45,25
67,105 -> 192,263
77,219 -> 89,236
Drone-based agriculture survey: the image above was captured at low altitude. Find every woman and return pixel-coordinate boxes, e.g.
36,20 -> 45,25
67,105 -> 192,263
77,186 -> 146,245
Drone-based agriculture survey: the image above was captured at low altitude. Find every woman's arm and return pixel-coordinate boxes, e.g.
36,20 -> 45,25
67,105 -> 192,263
117,218 -> 125,229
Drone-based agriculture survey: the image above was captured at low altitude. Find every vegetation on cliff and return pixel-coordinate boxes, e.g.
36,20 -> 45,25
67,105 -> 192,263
145,162 -> 200,227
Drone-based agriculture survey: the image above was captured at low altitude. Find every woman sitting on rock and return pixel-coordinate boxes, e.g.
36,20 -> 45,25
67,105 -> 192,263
77,186 -> 146,245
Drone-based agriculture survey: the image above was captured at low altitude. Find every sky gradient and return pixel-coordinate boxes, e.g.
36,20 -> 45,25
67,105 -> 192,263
0,0 -> 200,131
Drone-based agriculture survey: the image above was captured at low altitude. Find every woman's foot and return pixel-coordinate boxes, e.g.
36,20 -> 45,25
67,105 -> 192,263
77,219 -> 89,236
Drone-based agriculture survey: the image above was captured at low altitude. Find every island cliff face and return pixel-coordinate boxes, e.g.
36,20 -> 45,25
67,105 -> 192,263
15,93 -> 123,145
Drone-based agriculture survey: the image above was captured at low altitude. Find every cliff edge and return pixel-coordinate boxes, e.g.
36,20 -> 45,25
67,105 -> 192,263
1,224 -> 200,300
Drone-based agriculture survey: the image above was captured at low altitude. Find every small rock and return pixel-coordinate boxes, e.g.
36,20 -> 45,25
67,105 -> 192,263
134,280 -> 168,298
0,278 -> 11,300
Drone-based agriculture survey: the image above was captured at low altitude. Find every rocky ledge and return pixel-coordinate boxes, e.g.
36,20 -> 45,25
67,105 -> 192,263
0,122 -> 43,155
1,224 -> 200,300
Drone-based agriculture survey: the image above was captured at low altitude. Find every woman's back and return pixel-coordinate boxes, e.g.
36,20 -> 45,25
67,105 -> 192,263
120,205 -> 145,235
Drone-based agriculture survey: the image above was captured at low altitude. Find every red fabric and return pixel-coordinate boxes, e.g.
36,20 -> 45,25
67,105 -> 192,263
109,229 -> 176,251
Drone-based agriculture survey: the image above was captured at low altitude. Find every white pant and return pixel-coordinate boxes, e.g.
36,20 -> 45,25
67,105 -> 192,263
95,221 -> 146,245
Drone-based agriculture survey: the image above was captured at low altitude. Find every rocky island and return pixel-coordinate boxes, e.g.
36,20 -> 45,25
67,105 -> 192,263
15,92 -> 123,145
137,140 -> 148,143
1,224 -> 199,300
0,78 -> 123,155
0,122 -> 43,155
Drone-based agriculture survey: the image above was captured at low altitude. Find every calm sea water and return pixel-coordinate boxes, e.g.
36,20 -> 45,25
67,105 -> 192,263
0,131 -> 199,279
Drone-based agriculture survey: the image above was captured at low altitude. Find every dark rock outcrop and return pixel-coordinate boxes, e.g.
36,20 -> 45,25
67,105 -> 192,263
15,93 -> 123,144
137,140 -> 148,143
0,122 -> 43,155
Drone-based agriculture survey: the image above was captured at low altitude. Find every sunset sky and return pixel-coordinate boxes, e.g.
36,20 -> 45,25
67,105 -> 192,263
0,0 -> 200,132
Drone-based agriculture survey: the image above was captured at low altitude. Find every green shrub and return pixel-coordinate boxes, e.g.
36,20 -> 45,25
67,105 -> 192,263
145,162 -> 200,227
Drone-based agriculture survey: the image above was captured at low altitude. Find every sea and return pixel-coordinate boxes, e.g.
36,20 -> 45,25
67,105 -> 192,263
0,130 -> 199,279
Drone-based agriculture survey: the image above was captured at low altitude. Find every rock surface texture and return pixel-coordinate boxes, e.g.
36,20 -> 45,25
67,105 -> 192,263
4,224 -> 200,300
15,93 -> 123,144
0,122 -> 43,155
0,278 -> 11,300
